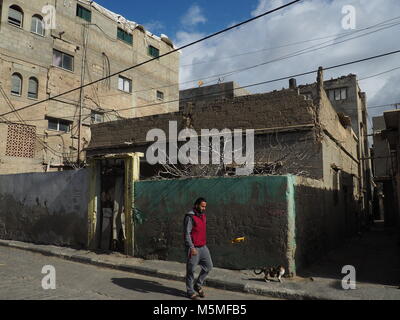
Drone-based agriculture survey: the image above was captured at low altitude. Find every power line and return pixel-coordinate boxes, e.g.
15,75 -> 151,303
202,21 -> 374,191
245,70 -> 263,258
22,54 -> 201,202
368,102 -> 400,109
180,15 -> 400,68
0,0 -> 301,118
94,48 -> 400,115
359,66 -> 400,81
95,16 -> 400,99
9,48 -> 400,122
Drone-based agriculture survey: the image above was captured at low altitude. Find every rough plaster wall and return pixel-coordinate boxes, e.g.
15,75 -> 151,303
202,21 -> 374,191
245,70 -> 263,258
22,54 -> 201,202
0,169 -> 89,248
134,175 -> 292,271
89,89 -> 316,150
254,130 -> 323,179
294,175 -> 359,272
322,136 -> 359,198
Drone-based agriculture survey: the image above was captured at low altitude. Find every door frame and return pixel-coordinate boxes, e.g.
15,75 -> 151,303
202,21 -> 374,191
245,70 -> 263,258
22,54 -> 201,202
87,152 -> 143,256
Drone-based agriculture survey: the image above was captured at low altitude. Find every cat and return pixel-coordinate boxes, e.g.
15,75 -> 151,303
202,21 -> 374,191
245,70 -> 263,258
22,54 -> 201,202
254,265 -> 285,283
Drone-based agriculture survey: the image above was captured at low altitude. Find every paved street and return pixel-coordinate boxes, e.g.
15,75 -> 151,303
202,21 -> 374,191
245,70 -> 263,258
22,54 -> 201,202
0,246 -> 275,300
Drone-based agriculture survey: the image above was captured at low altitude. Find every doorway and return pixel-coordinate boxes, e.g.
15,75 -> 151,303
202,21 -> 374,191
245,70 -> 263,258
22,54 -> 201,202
99,158 -> 126,253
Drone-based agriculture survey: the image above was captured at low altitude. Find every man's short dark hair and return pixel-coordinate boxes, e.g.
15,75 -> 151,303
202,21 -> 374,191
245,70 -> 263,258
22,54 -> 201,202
194,197 -> 206,206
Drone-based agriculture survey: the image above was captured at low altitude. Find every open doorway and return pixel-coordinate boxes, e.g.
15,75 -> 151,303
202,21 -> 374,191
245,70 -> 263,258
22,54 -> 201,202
99,158 -> 126,253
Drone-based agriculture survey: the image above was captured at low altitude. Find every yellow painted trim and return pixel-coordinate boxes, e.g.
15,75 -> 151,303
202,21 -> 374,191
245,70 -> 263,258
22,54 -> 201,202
87,159 -> 97,249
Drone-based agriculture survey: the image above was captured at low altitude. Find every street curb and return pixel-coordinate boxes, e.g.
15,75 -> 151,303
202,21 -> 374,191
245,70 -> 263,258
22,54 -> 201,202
0,240 -> 328,300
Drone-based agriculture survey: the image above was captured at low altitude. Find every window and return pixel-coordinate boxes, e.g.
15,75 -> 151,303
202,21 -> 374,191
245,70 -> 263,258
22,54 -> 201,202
91,111 -> 104,124
328,87 -> 347,101
31,15 -> 45,36
46,117 -> 71,132
148,45 -> 160,58
8,5 -> 23,27
11,73 -> 22,96
117,28 -> 133,45
53,49 -> 74,71
118,76 -> 132,93
156,90 -> 164,100
28,77 -> 39,99
302,92 -> 312,100
76,4 -> 92,22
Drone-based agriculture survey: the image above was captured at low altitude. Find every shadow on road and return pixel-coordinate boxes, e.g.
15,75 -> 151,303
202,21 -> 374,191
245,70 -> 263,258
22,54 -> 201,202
297,223 -> 400,287
111,277 -> 187,298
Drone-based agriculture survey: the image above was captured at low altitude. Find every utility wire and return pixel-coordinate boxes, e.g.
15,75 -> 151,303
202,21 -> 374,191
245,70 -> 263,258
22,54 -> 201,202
95,16 -> 400,99
4,49 -> 400,123
94,49 -> 400,114
0,0 -> 301,118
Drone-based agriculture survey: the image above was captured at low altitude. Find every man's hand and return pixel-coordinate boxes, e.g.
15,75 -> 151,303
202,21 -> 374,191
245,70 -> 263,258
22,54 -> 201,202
190,248 -> 198,256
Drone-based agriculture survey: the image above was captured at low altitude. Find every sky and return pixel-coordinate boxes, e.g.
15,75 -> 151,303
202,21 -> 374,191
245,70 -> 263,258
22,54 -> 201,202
94,0 -> 400,126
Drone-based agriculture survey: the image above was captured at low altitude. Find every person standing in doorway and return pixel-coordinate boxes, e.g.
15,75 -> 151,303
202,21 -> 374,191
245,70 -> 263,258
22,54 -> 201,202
183,197 -> 213,300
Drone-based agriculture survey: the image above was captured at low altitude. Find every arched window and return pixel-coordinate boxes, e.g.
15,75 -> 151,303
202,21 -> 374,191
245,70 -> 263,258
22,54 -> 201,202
31,15 -> 44,36
8,5 -> 24,28
11,73 -> 22,96
28,77 -> 39,99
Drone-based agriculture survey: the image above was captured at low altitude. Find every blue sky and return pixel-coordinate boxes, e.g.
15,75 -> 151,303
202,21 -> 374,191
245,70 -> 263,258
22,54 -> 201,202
93,0 -> 400,121
94,0 -> 260,37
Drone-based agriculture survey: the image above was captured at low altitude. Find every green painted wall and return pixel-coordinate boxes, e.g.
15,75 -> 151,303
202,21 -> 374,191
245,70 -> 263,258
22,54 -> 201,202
134,175 -> 293,271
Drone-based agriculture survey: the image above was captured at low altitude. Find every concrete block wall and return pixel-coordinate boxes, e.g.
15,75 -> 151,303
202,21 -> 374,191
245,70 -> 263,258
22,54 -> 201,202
0,168 -> 89,248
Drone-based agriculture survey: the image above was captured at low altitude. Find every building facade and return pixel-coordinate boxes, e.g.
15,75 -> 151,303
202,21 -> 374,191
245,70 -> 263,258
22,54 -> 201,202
298,74 -> 373,225
0,0 -> 179,174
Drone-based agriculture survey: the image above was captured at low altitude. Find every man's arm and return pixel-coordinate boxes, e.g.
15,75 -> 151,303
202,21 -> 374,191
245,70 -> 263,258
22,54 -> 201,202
183,215 -> 195,248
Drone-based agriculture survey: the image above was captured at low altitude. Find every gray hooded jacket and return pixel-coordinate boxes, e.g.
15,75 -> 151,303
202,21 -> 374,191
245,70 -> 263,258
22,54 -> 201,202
183,210 -> 196,249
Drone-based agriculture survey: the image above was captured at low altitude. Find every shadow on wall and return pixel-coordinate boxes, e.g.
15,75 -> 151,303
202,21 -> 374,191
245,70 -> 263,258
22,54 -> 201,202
0,170 -> 89,249
0,193 -> 87,249
294,174 -> 360,274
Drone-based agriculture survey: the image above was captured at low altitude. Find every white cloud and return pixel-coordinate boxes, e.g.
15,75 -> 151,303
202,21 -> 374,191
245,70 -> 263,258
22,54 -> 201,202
174,0 -> 400,124
181,5 -> 207,27
143,20 -> 165,33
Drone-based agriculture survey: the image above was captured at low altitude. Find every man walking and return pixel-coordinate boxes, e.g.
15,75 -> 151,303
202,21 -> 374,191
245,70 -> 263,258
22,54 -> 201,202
183,197 -> 213,300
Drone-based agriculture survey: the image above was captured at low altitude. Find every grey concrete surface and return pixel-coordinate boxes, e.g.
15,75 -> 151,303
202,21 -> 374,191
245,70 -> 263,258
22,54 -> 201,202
0,245 -> 274,300
1,224 -> 399,300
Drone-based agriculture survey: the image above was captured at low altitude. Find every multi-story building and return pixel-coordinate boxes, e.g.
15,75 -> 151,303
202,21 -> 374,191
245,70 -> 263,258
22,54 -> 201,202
298,74 -> 373,224
0,0 -> 179,174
